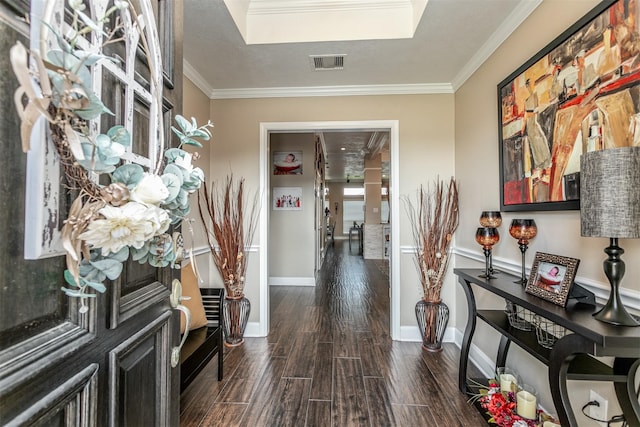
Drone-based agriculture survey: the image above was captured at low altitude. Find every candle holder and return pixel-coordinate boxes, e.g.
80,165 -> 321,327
480,211 -> 502,275
496,367 -> 519,393
516,383 -> 538,420
509,219 -> 537,285
475,227 -> 500,279
480,211 -> 502,228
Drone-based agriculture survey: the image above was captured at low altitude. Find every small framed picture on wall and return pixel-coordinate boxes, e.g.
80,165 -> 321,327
273,151 -> 303,175
273,187 -> 302,211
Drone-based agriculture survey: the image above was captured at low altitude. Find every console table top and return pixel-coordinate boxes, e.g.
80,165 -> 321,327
454,268 -> 640,352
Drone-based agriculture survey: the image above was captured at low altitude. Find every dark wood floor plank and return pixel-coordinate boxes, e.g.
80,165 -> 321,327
180,240 -> 487,427
391,403 -> 438,425
309,342 -> 333,400
197,403 -> 247,427
332,357 -> 368,427
358,331 -> 391,378
234,357 -> 288,424
305,400 -> 331,427
364,376 -> 396,426
215,351 -> 272,403
245,377 -> 312,426
283,331 -> 318,378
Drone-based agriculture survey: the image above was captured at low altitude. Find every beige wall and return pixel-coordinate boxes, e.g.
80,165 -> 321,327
182,78 -> 214,286
269,133 -> 316,279
209,94 -> 455,325
455,0 -> 639,420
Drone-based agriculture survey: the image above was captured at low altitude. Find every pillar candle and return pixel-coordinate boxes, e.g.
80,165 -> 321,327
516,389 -> 537,420
499,373 -> 517,392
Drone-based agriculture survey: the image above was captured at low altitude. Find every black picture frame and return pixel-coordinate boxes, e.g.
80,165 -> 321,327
525,252 -> 580,307
498,0 -> 640,211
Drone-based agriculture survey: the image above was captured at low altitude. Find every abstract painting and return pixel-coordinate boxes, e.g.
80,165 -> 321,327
499,0 -> 640,211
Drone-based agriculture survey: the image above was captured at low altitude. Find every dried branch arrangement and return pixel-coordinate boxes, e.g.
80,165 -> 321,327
198,175 -> 259,299
404,177 -> 459,302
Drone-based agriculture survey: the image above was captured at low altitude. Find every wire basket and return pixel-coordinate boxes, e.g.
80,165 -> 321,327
532,315 -> 568,349
504,301 -> 534,331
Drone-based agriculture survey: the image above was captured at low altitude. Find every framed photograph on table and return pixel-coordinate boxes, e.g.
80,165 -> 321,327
526,252 -> 580,307
498,0 -> 640,212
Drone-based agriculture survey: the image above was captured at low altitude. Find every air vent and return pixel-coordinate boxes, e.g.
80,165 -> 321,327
310,54 -> 346,71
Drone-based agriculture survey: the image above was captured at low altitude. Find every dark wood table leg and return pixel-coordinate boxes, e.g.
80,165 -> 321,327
458,277 -> 477,395
613,358 -> 640,427
549,334 -> 592,427
496,334 -> 511,369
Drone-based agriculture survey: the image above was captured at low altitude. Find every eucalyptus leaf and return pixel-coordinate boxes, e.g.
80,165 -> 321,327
77,143 -> 116,173
185,138 -> 203,148
75,90 -> 113,120
42,22 -> 71,53
189,128 -> 211,140
79,263 -> 106,283
107,125 -> 131,146
61,287 -> 96,298
90,258 -> 124,280
161,173 -> 181,204
113,164 -> 144,188
130,244 -> 150,261
111,246 -> 130,262
163,163 -> 187,183
64,270 -> 80,287
84,280 -> 107,293
95,134 -> 111,149
164,148 -> 186,163
174,114 -> 191,132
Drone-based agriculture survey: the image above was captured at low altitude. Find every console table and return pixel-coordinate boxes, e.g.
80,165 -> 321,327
455,268 -> 640,427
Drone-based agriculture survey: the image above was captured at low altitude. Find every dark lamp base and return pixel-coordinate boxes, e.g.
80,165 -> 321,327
593,299 -> 640,327
592,238 -> 640,327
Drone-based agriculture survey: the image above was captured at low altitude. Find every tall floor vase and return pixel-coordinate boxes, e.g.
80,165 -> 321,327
415,299 -> 449,352
223,296 -> 250,347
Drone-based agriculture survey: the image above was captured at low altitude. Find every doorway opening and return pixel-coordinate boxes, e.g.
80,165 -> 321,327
258,121 -> 400,339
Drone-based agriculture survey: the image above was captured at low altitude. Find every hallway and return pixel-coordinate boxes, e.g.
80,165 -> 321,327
180,240 -> 486,426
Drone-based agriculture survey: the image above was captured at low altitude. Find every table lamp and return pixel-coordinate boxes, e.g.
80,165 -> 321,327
581,146 -> 640,327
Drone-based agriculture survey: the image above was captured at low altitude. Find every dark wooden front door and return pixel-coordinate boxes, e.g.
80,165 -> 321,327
0,0 -> 183,425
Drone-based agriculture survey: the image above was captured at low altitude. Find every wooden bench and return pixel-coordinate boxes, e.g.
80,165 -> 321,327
179,287 -> 225,392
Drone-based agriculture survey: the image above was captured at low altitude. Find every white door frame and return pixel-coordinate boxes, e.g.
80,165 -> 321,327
258,120 -> 400,339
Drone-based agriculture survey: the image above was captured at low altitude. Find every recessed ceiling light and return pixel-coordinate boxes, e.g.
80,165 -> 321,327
340,147 -> 346,151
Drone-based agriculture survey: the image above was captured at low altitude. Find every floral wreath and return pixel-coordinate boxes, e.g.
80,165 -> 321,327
10,0 -> 213,312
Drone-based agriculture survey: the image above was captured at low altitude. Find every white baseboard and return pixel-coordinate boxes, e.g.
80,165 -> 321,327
398,325 -> 457,344
243,322 -> 263,337
453,328 -> 495,379
268,277 -> 316,286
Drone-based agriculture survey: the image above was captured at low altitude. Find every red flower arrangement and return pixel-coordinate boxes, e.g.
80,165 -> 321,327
477,380 -> 538,427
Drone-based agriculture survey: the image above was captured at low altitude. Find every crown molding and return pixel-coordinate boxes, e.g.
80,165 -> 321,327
451,0 -> 542,90
210,83 -> 453,99
183,60 -> 214,97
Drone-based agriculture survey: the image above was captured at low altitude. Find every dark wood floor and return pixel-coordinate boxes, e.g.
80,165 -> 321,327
180,240 -> 487,426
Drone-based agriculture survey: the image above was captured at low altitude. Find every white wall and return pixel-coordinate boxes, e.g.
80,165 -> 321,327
455,0 -> 640,421
269,133 -> 316,283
